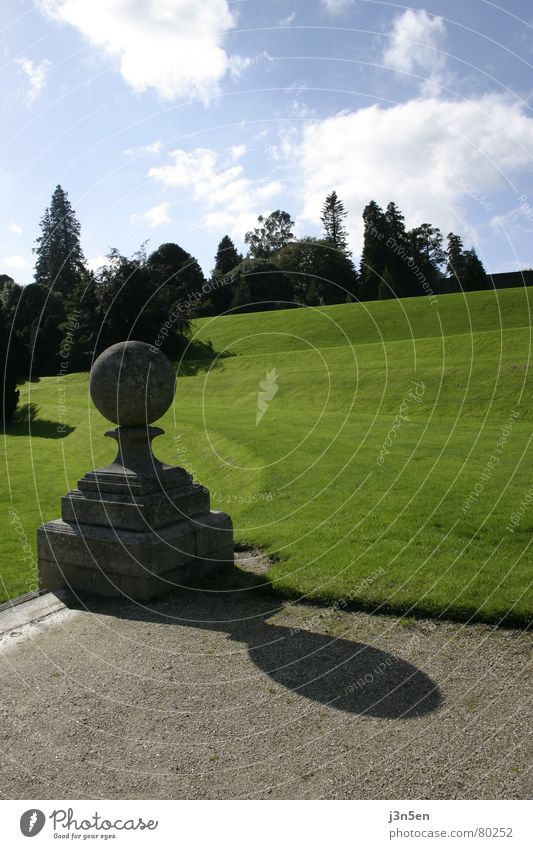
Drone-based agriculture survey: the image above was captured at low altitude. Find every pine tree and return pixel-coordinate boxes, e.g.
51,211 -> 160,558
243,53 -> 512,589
446,232 -> 466,285
463,248 -> 489,291
321,191 -> 351,256
33,185 -> 86,295
212,235 -> 242,278
359,201 -> 387,301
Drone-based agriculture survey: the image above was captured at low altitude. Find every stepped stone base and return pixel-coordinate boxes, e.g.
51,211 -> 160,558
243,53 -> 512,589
38,511 -> 233,600
37,425 -> 234,601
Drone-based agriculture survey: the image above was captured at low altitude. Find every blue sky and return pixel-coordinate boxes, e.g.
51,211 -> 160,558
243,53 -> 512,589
1,0 -> 532,283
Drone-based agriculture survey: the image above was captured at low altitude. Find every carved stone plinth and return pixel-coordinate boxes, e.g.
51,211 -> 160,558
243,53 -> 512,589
37,342 -> 234,600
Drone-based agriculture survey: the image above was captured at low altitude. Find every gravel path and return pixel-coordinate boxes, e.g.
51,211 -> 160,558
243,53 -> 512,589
0,567 -> 531,800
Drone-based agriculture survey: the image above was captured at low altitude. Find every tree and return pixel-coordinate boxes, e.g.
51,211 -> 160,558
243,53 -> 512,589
446,233 -> 467,285
274,237 -> 359,305
0,274 -> 14,293
212,235 -> 242,278
96,247 -> 192,356
226,258 -> 293,313
377,266 -> 395,300
1,281 -> 64,376
382,201 -> 413,297
33,185 -> 86,295
463,248 -> 489,291
321,191 -> 351,255
209,236 -> 242,314
244,210 -> 295,258
59,270 -> 99,371
359,201 -> 387,301
408,223 -> 446,296
0,304 -> 18,425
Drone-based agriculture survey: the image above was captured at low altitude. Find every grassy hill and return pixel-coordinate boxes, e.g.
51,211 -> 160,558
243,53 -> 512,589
2,287 -> 533,624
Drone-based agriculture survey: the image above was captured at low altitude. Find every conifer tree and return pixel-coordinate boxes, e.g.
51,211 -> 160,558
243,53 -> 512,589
359,201 -> 387,301
463,248 -> 489,291
34,185 -> 86,295
321,190 -> 351,256
446,232 -> 467,284
212,235 -> 242,278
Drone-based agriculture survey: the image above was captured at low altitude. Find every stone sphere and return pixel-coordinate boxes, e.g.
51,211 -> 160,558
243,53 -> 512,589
89,341 -> 176,426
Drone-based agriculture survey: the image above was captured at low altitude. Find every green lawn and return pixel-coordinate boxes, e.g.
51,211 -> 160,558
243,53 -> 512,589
2,287 -> 533,624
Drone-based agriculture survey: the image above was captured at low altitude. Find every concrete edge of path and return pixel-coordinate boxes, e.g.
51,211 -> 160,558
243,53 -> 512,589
0,589 -> 72,642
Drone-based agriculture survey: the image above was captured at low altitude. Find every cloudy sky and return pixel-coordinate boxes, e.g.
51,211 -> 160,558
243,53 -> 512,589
1,0 -> 533,282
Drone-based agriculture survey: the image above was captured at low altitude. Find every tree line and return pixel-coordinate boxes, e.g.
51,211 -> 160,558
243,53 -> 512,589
1,185 -> 488,424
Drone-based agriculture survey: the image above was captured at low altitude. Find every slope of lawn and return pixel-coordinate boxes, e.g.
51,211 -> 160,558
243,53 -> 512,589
2,286 -> 533,624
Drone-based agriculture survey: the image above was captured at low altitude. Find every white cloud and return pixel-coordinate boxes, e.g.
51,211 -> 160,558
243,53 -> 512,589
123,141 -> 162,157
87,254 -> 108,272
148,146 -> 282,239
229,144 -> 247,161
9,222 -> 23,235
2,255 -> 29,269
321,0 -> 354,15
279,12 -> 296,27
130,202 -> 171,228
284,94 -> 533,253
15,57 -> 50,105
38,0 -> 237,101
383,9 -> 447,94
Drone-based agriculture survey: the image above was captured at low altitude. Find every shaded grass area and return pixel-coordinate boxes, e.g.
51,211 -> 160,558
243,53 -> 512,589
1,287 -> 532,624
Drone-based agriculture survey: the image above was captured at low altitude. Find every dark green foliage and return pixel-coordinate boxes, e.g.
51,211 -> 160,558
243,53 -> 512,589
209,236 -> 242,314
274,238 -> 323,304
33,185 -> 86,295
382,201 -> 412,298
244,210 -> 295,258
96,247 -> 192,356
212,235 -> 242,277
463,248 -> 489,291
359,201 -> 387,300
59,270 -> 99,371
446,233 -> 466,283
1,280 -> 64,377
227,258 -> 294,312
407,223 -> 446,297
147,241 -> 207,315
446,234 -> 489,292
321,191 -> 351,256
377,266 -> 395,300
0,274 -> 14,292
275,238 -> 358,305
360,201 -> 448,300
0,304 -> 18,425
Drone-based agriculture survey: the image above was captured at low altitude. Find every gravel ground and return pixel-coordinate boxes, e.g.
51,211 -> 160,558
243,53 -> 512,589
0,564 -> 531,800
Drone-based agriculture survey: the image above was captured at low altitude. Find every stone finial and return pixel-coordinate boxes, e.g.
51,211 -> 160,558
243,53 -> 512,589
89,340 -> 175,427
38,338 -> 234,600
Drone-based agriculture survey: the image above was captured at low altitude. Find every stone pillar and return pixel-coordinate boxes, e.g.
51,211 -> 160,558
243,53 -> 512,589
37,341 -> 234,600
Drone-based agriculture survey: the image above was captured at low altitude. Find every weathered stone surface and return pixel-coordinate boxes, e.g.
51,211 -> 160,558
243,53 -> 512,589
37,340 -> 235,600
89,341 -> 176,426
38,515 -> 233,600
62,483 -> 210,531
38,549 -> 233,599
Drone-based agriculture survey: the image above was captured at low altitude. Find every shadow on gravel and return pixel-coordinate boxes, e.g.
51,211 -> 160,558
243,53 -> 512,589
69,567 -> 442,720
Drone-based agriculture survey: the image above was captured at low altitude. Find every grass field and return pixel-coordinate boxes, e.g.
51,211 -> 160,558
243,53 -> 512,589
2,287 -> 533,624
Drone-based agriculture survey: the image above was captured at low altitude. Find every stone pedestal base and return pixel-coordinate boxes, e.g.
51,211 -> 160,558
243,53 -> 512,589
37,425 -> 234,601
